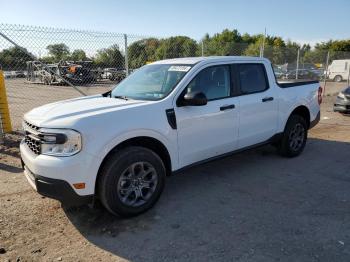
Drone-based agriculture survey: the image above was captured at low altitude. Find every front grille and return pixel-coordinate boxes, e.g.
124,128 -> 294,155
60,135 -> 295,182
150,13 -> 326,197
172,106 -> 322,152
23,120 -> 40,132
23,120 -> 41,155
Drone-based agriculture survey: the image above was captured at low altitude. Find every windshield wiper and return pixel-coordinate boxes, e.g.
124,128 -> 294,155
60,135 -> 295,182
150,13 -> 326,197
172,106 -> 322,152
114,95 -> 129,101
102,90 -> 112,97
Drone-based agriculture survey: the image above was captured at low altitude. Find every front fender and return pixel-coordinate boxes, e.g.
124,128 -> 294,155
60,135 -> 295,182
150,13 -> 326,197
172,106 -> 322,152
97,129 -> 177,168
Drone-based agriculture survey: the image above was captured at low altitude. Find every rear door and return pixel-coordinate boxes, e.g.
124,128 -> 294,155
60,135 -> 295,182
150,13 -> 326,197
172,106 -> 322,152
175,64 -> 239,167
236,63 -> 278,148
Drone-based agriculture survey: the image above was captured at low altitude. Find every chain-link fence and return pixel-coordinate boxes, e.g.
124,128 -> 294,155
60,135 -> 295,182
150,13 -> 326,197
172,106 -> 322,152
1,23 -> 350,131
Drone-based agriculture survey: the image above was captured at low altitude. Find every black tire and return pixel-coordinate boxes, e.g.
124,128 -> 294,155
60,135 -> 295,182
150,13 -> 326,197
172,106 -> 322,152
334,75 -> 343,82
278,115 -> 308,157
98,146 -> 166,217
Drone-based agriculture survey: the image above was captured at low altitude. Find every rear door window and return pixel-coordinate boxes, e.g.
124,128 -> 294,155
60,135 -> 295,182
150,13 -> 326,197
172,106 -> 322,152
238,64 -> 269,94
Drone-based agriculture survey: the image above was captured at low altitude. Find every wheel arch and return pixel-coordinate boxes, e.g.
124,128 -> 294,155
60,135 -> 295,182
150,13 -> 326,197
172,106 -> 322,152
94,136 -> 173,196
334,75 -> 343,82
287,105 -> 311,129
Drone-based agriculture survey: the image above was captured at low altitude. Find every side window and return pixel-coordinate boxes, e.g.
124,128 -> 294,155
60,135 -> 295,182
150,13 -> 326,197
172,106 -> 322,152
186,65 -> 231,100
238,64 -> 268,94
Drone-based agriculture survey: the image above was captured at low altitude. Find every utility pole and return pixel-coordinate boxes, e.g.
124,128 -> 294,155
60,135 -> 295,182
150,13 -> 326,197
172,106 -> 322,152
260,28 -> 266,58
323,51 -> 330,97
124,34 -> 129,76
347,61 -> 350,86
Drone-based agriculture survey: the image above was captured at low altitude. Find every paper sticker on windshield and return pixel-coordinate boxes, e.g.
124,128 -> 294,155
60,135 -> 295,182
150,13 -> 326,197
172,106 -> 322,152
168,66 -> 191,72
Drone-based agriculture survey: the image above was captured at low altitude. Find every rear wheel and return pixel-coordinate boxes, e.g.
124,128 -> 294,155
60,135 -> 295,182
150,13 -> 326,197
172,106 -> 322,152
278,115 -> 308,157
334,75 -> 343,82
98,146 -> 165,217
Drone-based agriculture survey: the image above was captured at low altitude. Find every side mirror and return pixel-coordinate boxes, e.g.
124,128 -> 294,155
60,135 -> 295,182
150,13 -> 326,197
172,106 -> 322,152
180,91 -> 207,106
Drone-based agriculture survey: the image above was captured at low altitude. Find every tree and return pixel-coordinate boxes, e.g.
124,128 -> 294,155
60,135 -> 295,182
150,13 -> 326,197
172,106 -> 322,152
128,38 -> 160,68
94,44 -> 124,68
155,36 -> 198,59
202,29 -> 245,56
70,49 -> 88,61
302,40 -> 350,65
46,43 -> 70,61
244,35 -> 265,57
0,46 -> 33,70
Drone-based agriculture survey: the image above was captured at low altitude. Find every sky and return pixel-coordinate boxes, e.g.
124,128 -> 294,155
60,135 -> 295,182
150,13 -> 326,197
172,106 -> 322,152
0,0 -> 349,46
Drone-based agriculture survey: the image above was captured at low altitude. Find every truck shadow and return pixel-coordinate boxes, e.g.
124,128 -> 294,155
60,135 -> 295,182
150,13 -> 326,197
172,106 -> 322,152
64,137 -> 350,262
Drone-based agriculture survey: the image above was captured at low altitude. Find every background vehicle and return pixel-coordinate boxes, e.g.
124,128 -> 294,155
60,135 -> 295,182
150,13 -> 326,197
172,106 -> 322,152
334,86 -> 350,114
20,56 -> 322,217
327,59 -> 350,82
273,67 -> 285,79
280,62 -> 318,72
282,69 -> 319,80
26,60 -> 96,85
101,68 -> 126,82
3,71 -> 14,79
14,71 -> 26,78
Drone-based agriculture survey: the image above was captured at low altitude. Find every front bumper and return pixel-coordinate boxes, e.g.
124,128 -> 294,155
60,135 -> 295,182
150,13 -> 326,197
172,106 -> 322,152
334,96 -> 350,113
22,161 -> 93,206
20,140 -> 98,206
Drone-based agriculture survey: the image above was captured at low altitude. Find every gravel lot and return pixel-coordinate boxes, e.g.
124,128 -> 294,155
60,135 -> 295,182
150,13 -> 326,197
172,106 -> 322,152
0,89 -> 350,261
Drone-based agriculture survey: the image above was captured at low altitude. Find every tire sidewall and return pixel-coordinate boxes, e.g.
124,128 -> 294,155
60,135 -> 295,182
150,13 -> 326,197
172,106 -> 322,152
99,147 -> 165,217
281,115 -> 308,157
334,75 -> 342,82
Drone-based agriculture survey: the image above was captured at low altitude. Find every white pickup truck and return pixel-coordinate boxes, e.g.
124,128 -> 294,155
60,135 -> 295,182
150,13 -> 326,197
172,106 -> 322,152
20,56 -> 322,217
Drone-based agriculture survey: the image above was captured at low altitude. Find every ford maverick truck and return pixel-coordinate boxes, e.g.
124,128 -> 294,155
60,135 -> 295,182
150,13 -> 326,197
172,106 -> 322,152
21,56 -> 322,216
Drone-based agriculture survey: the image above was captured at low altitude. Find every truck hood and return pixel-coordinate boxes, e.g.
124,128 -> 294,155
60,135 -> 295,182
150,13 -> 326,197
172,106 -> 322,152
24,95 -> 147,127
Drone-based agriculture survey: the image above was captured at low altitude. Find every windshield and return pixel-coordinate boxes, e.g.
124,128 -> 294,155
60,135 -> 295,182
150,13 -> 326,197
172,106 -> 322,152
111,64 -> 192,101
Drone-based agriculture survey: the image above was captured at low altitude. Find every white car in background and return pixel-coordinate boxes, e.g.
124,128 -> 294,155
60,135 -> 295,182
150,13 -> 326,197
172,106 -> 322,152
327,59 -> 350,82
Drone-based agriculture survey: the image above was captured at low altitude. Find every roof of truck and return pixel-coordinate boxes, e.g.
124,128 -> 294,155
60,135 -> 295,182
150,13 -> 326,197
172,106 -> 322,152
152,56 -> 269,65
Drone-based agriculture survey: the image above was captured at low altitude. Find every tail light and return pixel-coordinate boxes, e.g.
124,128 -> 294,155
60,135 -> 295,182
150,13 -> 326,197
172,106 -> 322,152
318,86 -> 323,105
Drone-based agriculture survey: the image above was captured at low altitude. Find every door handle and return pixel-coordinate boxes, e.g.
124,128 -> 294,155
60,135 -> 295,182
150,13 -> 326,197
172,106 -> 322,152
262,97 -> 274,102
220,104 -> 235,111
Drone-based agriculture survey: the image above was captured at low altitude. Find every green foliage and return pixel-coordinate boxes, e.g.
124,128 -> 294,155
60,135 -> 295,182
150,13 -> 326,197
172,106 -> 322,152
46,43 -> 70,61
40,56 -> 55,64
155,36 -> 198,59
128,38 -> 160,68
94,44 -> 124,68
70,49 -> 88,61
0,46 -> 33,70
303,40 -> 350,64
202,29 -> 246,56
2,29 -> 350,72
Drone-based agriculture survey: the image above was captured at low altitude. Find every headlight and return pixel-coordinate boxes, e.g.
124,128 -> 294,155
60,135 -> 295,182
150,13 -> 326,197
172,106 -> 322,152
337,92 -> 346,99
39,128 -> 82,156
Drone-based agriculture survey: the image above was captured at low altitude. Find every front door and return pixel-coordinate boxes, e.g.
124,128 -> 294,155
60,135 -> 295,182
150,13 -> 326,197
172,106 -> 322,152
175,65 -> 239,167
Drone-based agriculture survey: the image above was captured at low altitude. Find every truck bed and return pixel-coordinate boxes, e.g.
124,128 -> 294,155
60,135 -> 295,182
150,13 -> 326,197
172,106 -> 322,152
277,80 -> 319,88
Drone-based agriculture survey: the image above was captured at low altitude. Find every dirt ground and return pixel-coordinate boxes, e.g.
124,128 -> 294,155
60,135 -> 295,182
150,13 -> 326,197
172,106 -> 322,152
1,94 -> 350,262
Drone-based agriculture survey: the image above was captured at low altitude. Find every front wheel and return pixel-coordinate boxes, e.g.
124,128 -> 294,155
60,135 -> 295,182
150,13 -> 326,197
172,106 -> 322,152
98,147 -> 166,217
334,75 -> 343,82
278,115 -> 308,157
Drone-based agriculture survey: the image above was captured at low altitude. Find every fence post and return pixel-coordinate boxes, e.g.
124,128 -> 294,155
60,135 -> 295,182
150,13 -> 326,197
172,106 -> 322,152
347,62 -> 350,86
0,70 -> 12,143
124,34 -> 129,76
201,41 -> 204,57
323,51 -> 330,97
260,28 -> 266,58
296,48 -> 300,80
